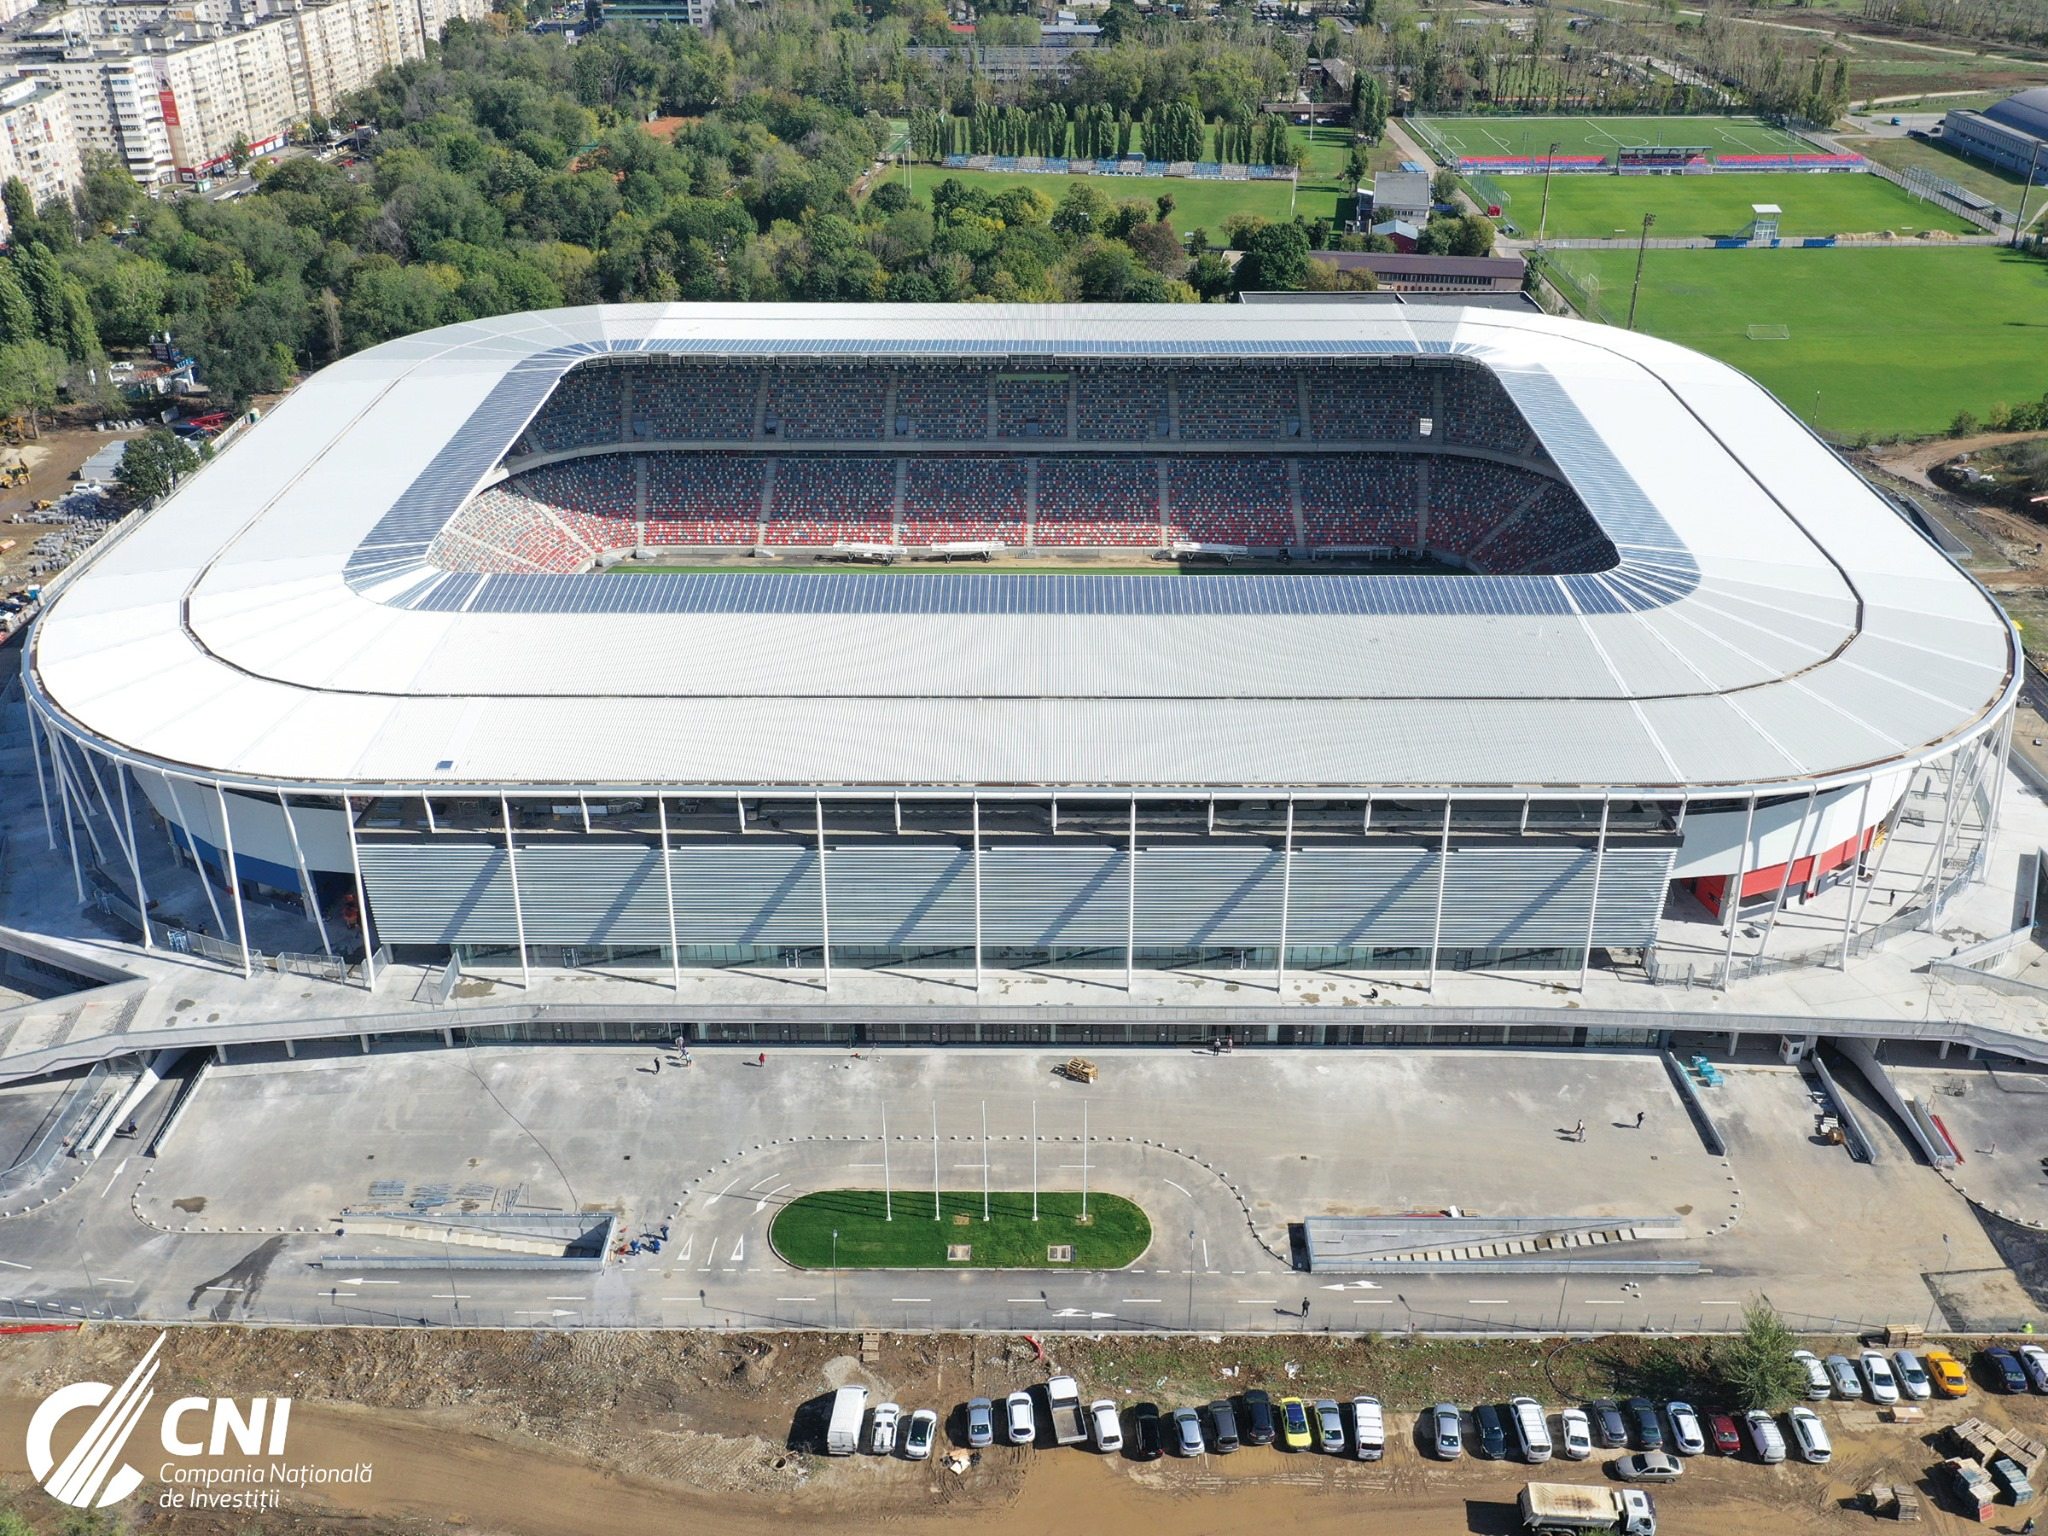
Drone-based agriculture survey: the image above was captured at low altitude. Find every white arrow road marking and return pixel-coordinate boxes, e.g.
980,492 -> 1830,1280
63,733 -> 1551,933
99,1158 -> 129,1198
754,1183 -> 791,1213
512,1310 -> 578,1318
703,1177 -> 741,1210
1163,1179 -> 1192,1198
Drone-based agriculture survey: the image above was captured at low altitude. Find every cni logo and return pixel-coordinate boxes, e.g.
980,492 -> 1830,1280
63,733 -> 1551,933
25,1334 -> 291,1508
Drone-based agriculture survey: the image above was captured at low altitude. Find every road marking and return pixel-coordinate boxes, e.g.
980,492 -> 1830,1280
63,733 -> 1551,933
674,1234 -> 692,1263
545,1296 -> 584,1302
92,1277 -> 136,1286
1236,1299 -> 1278,1305
1352,1299 -> 1393,1305
729,1236 -> 745,1263
0,1259 -> 29,1270
1163,1179 -> 1192,1198
431,1294 -> 472,1300
703,1177 -> 741,1210
1202,1240 -> 1210,1268
512,1309 -> 577,1318
1584,1299 -> 1624,1306
1466,1299 -> 1509,1306
1006,1298 -> 1039,1303
196,1284 -> 244,1292
1698,1299 -> 1742,1306
1120,1298 -> 1162,1304
775,1296 -> 818,1303
754,1182 -> 792,1212
890,1297 -> 931,1303
99,1157 -> 129,1198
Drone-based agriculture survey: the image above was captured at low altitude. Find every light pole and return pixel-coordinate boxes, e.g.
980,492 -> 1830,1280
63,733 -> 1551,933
831,1228 -> 840,1326
1537,139 -> 1560,245
2014,140 -> 2044,248
1185,1228 -> 1197,1328
1626,212 -> 1657,331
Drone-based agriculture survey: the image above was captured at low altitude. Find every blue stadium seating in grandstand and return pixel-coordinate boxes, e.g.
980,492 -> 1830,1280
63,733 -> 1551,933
896,369 -> 988,440
1423,458 -> 1528,557
526,367 -> 624,451
1299,456 -> 1420,548
1075,370 -> 1169,441
1307,371 -> 1418,443
766,369 -> 887,441
646,455 -> 765,544
903,457 -> 1028,543
635,367 -> 758,440
1165,457 -> 1293,546
1178,369 -> 1301,442
764,456 -> 897,543
1035,456 -> 1162,545
1438,366 -> 1533,454
994,374 -> 1069,439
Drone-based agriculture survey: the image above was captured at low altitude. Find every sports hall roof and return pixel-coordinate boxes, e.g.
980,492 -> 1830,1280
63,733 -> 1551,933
28,303 -> 2016,793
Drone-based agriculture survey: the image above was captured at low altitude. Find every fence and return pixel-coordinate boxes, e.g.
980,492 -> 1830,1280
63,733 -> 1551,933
1861,157 -> 2004,233
87,886 -> 378,985
0,1059 -> 111,1204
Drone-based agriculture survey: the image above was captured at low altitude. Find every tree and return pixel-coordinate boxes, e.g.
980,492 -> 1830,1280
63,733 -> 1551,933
1233,220 -> 1311,292
115,427 -> 201,505
0,339 -> 63,437
1713,1300 -> 1812,1412
0,260 -> 36,346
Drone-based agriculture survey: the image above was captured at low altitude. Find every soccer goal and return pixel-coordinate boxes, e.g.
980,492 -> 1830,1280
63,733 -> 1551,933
1745,324 -> 1791,341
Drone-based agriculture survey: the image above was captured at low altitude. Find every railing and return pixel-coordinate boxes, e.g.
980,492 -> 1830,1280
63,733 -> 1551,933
0,1060 -> 111,1204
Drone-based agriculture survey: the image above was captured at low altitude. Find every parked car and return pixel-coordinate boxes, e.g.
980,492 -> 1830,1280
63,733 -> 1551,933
1743,1410 -> 1786,1465
1824,1354 -> 1864,1400
1005,1390 -> 1036,1445
1507,1396 -> 1552,1463
1240,1388 -> 1276,1446
1892,1350 -> 1932,1401
1785,1405 -> 1832,1464
1614,1450 -> 1684,1483
1924,1347 -> 1970,1398
1128,1402 -> 1162,1461
1207,1398 -> 1241,1453
1351,1396 -> 1385,1461
1665,1401 -> 1706,1456
869,1402 -> 900,1456
1170,1406 -> 1205,1457
1982,1347 -> 2030,1394
1559,1408 -> 1594,1461
1088,1400 -> 1123,1453
964,1397 -> 994,1448
1790,1350 -> 1833,1401
1859,1350 -> 1900,1405
2019,1344 -> 2048,1393
1279,1396 -> 1312,1450
1474,1403 -> 1508,1460
1588,1399 -> 1629,1449
1706,1412 -> 1742,1456
1429,1403 -> 1463,1459
903,1408 -> 937,1460
1622,1398 -> 1663,1451
1314,1399 -> 1345,1454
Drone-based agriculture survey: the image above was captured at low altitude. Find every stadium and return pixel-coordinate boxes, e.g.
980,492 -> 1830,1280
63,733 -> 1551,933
19,302 -> 2019,1011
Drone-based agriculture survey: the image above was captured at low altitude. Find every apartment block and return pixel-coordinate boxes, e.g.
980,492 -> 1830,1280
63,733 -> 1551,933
0,74 -> 86,237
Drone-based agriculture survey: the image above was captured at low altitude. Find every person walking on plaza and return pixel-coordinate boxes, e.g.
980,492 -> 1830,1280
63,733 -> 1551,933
1573,1118 -> 1585,1143
1634,1109 -> 1645,1129
1300,1297 -> 1310,1318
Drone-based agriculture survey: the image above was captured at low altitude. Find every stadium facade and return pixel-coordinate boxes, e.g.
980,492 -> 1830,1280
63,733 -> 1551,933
22,304 -> 2018,1001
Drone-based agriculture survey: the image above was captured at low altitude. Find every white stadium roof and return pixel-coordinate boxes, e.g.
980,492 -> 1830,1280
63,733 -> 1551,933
28,302 -> 2015,793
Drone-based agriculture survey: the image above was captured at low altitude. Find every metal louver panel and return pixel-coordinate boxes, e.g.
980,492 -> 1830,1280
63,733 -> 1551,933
509,842 -> 669,945
357,842 -> 515,945
1133,847 -> 1282,945
666,843 -> 822,944
982,848 -> 1129,945
824,846 -> 974,945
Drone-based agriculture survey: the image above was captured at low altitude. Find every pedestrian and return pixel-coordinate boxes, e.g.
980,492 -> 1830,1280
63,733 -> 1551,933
1635,1109 -> 1645,1129
1300,1297 -> 1310,1318
653,1054 -> 661,1075
758,1051 -> 767,1068
1573,1118 -> 1585,1142
2020,1519 -> 2036,1536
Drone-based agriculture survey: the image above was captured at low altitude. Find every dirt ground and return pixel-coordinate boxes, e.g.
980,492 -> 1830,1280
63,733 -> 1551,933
3,1325 -> 2045,1536
0,426 -> 134,589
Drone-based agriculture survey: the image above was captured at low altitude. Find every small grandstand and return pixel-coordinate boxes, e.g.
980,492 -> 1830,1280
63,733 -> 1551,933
438,357 -> 1603,572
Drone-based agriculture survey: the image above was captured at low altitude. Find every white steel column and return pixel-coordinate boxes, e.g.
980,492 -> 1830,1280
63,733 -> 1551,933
1984,712 -> 2014,881
1275,797 -> 1295,992
1924,756 -> 1961,931
1838,776 -> 1875,969
1124,797 -> 1137,991
1855,785 -> 1907,946
500,794 -> 530,987
1757,788 -> 1816,968
117,769 -> 152,950
971,797 -> 983,991
815,795 -> 833,990
213,780 -> 253,977
80,749 -> 136,877
1426,798 -> 1451,994
163,773 -> 227,939
341,795 -> 376,989
1577,795 -> 1609,991
276,791 -> 331,957
52,738 -> 108,866
52,730 -> 83,902
658,795 -> 681,993
25,704 -> 54,850
1719,794 -> 1757,988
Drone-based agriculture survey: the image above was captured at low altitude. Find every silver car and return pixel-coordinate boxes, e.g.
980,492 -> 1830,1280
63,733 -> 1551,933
1169,1406 -> 1204,1457
964,1397 -> 994,1448
1892,1349 -> 1932,1401
1665,1401 -> 1706,1456
1823,1353 -> 1864,1400
1314,1399 -> 1345,1454
1429,1402 -> 1463,1459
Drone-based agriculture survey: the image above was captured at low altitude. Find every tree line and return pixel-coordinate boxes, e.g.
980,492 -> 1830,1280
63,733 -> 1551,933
905,102 -> 1303,166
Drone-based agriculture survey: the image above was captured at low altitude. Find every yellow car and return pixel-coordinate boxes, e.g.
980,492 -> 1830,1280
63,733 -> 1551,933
1278,1395 -> 1313,1450
1924,1347 -> 1970,1398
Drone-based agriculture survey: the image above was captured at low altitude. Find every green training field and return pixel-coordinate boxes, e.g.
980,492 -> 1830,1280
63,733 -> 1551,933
1548,245 -> 2048,437
1506,172 -> 1976,240
1410,114 -> 1813,166
770,1190 -> 1152,1269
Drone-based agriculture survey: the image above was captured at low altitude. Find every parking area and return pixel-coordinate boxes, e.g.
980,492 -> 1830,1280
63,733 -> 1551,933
1891,1060 -> 2048,1228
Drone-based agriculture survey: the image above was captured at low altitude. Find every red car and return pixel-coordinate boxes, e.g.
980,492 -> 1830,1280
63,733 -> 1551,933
1706,1412 -> 1742,1455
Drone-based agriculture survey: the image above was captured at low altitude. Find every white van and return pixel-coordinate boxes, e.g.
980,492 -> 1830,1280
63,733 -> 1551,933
825,1386 -> 870,1455
1350,1396 -> 1385,1461
1508,1396 -> 1552,1463
1786,1405 -> 1831,1465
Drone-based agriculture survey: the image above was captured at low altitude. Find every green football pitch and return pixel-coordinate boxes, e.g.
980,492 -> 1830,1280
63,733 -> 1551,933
1547,245 -> 2048,437
1410,114 -> 1814,165
1499,172 -> 1976,240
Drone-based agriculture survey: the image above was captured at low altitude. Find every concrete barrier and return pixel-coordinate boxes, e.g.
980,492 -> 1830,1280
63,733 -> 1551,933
1835,1038 -> 1955,1168
1661,1049 -> 1727,1156
1808,1052 -> 1875,1164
